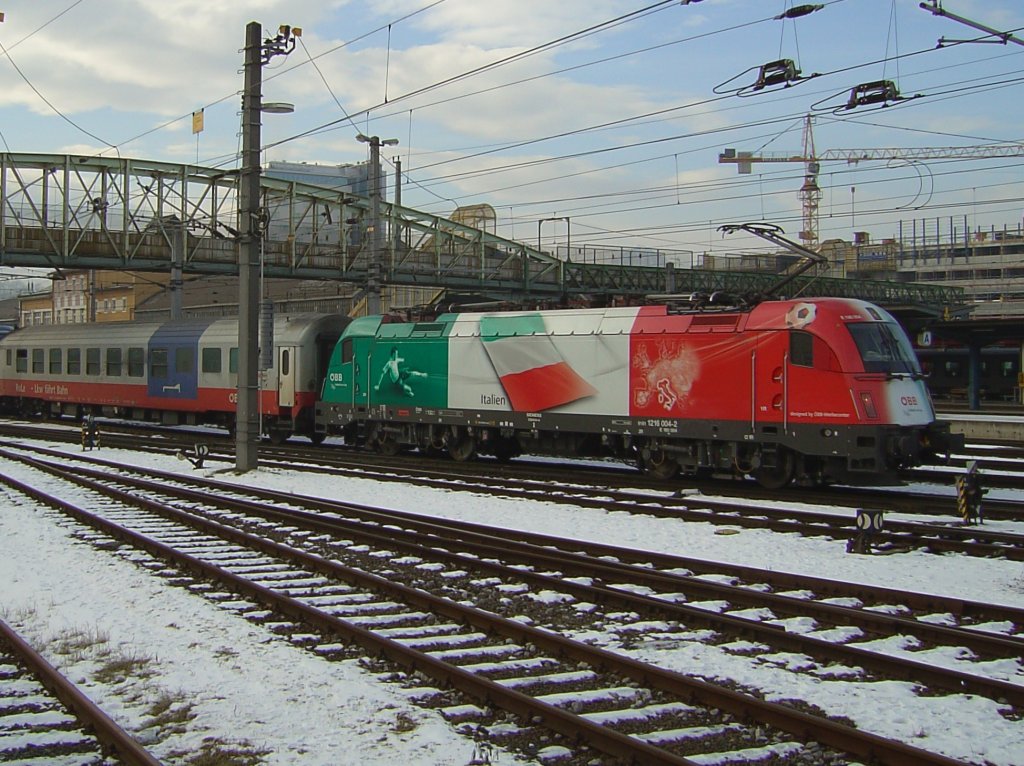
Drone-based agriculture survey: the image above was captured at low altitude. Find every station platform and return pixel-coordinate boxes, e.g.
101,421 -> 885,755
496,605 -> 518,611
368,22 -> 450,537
937,411 -> 1024,443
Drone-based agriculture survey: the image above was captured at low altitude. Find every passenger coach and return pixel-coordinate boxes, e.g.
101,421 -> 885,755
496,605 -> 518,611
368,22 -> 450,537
0,313 -> 348,442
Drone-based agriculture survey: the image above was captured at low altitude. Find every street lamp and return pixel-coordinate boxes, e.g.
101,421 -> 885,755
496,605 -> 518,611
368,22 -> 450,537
537,216 -> 570,260
236,21 -> 299,473
357,134 -> 399,315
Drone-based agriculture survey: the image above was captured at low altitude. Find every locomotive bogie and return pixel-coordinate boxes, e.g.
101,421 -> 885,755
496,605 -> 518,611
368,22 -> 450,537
319,298 -> 958,488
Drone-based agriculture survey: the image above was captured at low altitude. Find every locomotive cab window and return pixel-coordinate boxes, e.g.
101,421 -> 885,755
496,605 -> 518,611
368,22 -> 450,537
202,347 -> 221,374
86,348 -> 101,376
790,331 -> 814,367
341,339 -> 353,364
847,322 -> 919,375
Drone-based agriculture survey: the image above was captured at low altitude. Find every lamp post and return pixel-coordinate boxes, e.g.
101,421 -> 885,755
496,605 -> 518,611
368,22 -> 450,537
537,216 -> 570,259
357,134 -> 399,315
236,21 -> 298,473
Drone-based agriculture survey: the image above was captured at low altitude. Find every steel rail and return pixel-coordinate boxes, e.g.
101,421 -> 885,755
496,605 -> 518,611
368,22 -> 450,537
0,461 -> 975,765
28,452 -> 1024,708
0,619 -> 163,766
5,437 -> 1023,624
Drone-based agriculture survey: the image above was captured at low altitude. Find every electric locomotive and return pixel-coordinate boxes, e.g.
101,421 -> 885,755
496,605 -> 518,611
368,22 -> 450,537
316,297 -> 959,488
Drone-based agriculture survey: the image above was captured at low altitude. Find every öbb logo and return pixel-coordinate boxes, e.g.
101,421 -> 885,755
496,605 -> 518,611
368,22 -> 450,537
900,395 -> 919,407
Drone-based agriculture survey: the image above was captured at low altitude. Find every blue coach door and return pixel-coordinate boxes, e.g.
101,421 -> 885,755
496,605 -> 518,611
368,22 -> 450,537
147,322 -> 208,400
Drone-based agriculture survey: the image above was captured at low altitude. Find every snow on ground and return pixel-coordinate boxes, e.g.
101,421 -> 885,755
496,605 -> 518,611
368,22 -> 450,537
2,437 -> 1024,765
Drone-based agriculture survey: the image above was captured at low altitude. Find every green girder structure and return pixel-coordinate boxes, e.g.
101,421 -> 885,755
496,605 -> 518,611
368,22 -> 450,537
0,153 -> 964,311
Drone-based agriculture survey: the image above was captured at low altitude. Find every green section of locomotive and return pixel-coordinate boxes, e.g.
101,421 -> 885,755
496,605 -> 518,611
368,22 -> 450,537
320,316 -> 451,410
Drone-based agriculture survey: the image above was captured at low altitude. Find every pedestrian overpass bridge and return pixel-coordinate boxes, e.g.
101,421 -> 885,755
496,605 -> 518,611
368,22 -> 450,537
0,152 -> 964,311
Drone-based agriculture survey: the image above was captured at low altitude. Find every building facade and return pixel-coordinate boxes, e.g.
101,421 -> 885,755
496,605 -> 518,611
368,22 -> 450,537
20,270 -> 169,326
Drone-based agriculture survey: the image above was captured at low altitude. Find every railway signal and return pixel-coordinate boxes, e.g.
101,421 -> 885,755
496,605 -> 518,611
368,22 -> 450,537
177,443 -> 211,469
956,461 -> 985,525
847,509 -> 884,554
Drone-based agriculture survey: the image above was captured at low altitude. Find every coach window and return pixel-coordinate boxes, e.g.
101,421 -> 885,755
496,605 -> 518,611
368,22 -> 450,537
67,348 -> 81,375
86,348 -> 101,376
15,348 -> 27,373
32,348 -> 44,374
175,347 -> 194,374
280,349 -> 290,376
150,348 -> 168,379
49,348 -> 62,375
790,331 -> 814,367
201,347 -> 221,374
106,348 -> 123,377
229,347 -> 238,374
128,347 -> 145,377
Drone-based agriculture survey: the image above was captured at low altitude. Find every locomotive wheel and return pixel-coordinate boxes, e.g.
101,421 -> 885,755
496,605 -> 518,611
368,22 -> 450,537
447,432 -> 477,462
268,430 -> 290,446
490,437 -> 520,463
377,437 -> 401,456
643,449 -> 679,481
754,448 -> 795,489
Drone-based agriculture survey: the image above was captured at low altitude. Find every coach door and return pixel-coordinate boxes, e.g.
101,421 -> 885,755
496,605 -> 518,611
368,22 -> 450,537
148,324 -> 203,400
278,345 -> 297,408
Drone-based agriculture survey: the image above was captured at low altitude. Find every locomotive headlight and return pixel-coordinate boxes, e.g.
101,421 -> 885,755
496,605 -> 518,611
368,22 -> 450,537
822,428 -> 834,437
859,392 -> 878,419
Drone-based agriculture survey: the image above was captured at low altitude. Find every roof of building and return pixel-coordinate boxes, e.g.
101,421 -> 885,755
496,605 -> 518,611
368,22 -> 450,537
133,276 -> 357,320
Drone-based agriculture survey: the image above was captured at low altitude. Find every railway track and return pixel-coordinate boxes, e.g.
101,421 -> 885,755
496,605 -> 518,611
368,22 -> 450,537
0,618 -> 160,766
4,418 -> 1024,515
0,444 -> 1019,764
4,422 -> 1024,559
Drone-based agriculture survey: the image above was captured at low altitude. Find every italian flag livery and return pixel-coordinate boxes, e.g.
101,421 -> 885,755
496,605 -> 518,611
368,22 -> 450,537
479,314 -> 597,412
318,298 -> 957,486
322,299 -> 933,426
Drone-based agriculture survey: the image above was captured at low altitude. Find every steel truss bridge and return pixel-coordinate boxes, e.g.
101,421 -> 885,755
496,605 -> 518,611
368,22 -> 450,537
0,153 -> 964,311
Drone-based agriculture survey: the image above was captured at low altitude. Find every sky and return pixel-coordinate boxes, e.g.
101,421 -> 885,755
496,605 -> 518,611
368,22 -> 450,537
2,0 -> 1024,260
1,434 -> 1023,764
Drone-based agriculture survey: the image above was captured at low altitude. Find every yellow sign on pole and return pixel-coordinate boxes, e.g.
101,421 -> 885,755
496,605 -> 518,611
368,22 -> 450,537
192,109 -> 204,135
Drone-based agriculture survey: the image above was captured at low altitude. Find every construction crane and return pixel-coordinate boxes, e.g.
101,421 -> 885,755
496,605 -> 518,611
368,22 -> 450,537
719,115 -> 1024,249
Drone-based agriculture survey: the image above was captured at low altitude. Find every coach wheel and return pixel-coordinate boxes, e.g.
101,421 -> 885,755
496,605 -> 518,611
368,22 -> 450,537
643,448 -> 679,481
268,430 -> 290,446
447,430 -> 477,462
308,431 -> 326,446
754,448 -> 795,489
